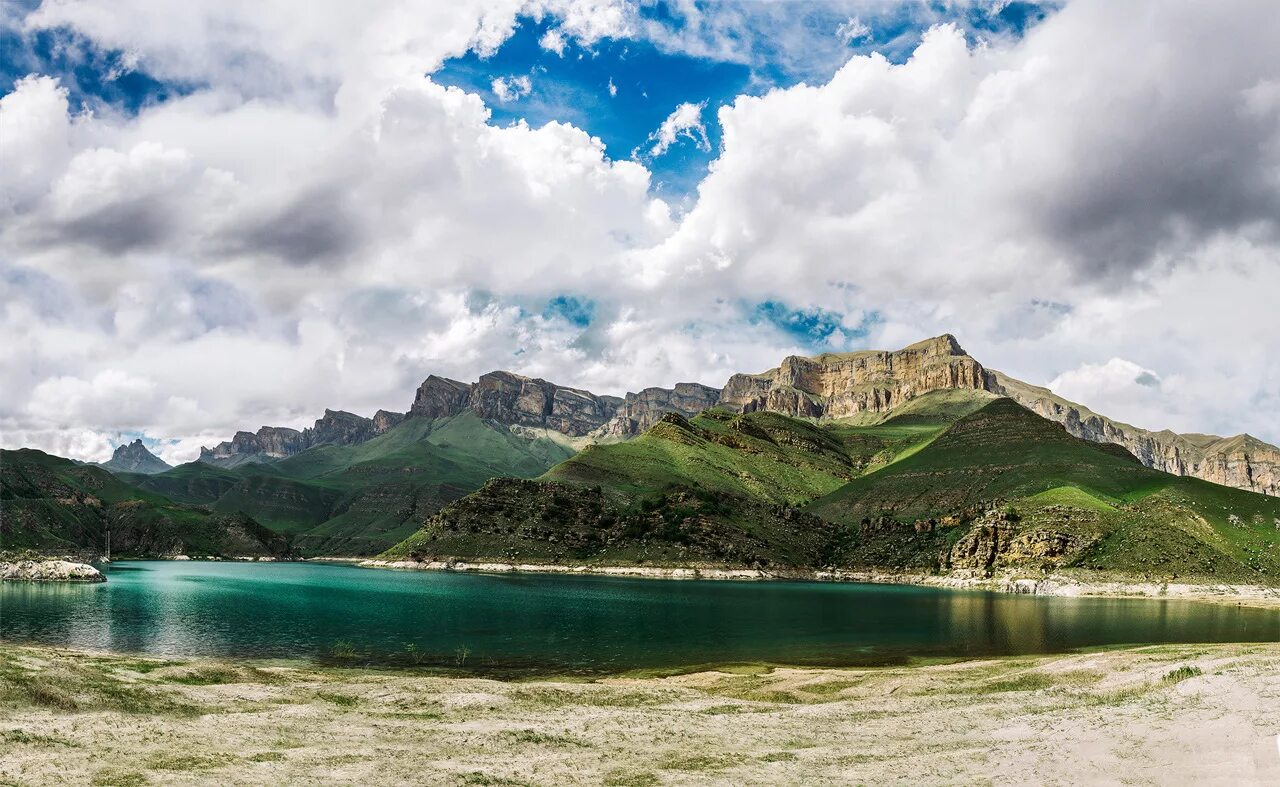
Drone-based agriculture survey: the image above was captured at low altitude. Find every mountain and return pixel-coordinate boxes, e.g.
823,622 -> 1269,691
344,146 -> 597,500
991,372 -> 1280,498
806,398 -> 1280,581
0,449 -> 291,559
383,389 -> 995,566
384,392 -> 1280,583
716,334 -> 988,420
199,408 -> 406,467
101,439 -> 171,474
715,334 -> 1280,499
410,371 -> 719,437
132,412 -> 578,555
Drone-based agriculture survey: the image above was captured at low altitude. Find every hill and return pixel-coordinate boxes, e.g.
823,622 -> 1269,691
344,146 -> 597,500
384,395 -> 1280,584
808,398 -> 1280,581
100,439 -> 171,474
0,449 -> 290,559
125,413 -> 577,555
382,390 -> 995,566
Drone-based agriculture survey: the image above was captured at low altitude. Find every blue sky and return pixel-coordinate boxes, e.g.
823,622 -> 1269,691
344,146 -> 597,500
433,2 -> 1057,197
3,1 -> 1057,202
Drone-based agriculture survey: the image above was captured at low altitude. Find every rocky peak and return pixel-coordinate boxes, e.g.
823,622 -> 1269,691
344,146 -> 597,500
592,382 -> 723,437
717,334 -> 993,419
373,409 -> 406,434
409,370 -> 623,436
102,438 -> 172,475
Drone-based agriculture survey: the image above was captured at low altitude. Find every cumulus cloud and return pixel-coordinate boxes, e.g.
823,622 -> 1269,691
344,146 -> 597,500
836,17 -> 871,45
641,101 -> 711,158
3,0 -> 1280,464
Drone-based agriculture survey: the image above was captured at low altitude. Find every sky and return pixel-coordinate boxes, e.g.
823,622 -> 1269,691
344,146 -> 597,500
1,0 -> 1278,464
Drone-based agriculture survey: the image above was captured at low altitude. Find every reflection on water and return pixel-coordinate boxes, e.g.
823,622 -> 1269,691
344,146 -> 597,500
1,561 -> 1277,672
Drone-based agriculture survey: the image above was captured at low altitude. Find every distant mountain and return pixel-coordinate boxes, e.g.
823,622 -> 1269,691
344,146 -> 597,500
410,371 -> 719,437
385,391 -> 1280,583
101,439 -> 171,474
199,408 -> 406,467
0,449 -> 290,559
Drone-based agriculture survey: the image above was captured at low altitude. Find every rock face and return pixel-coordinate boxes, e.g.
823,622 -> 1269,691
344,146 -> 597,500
409,371 -> 625,437
593,383 -> 723,437
1,559 -> 105,582
200,408 -> 401,466
992,372 -> 1280,498
101,439 -> 171,475
717,334 -> 994,419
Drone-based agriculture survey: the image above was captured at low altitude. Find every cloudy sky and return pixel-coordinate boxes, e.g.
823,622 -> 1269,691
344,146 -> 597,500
2,0 -> 1279,464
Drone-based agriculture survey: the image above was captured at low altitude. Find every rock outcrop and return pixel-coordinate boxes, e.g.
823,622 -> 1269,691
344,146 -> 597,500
592,383 -> 723,437
1,559 -> 105,582
409,371 -> 625,437
101,439 -> 171,475
200,408 -> 401,466
717,334 -> 994,419
991,372 -> 1280,498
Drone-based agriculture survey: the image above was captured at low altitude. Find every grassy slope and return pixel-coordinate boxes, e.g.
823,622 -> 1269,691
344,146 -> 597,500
808,398 -> 1280,581
0,449 -> 289,558
384,391 -> 995,566
122,414 -> 576,556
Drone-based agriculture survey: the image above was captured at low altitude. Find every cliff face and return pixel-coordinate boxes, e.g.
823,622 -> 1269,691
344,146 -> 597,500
593,383 -> 723,437
200,408 -> 405,466
991,372 -> 1280,498
101,439 -> 171,475
717,334 -> 994,419
409,371 -> 619,437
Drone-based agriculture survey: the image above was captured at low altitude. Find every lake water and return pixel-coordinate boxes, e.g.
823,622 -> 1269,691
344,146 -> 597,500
1,561 -> 1276,673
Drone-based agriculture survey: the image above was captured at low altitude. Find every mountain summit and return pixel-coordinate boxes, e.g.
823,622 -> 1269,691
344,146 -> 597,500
101,439 -> 171,475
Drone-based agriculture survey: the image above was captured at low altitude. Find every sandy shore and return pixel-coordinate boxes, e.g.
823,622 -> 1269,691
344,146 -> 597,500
358,558 -> 1280,606
1,642 -> 1278,784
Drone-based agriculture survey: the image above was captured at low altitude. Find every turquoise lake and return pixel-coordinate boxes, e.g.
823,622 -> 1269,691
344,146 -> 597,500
1,561 -> 1277,673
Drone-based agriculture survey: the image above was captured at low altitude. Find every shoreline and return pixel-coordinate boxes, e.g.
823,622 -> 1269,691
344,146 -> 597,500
358,557 -> 1280,605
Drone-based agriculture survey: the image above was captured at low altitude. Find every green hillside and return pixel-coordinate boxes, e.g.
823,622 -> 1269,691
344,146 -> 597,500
0,449 -> 290,559
383,391 -> 994,566
109,413 -> 577,556
807,398 -> 1280,581
384,395 -> 1280,583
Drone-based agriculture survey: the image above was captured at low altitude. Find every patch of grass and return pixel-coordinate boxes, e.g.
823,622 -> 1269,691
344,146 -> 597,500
1162,665 -> 1203,684
2,729 -> 78,747
169,666 -> 244,685
316,691 -> 360,707
145,752 -> 234,772
761,751 -> 799,763
661,753 -> 735,772
602,770 -> 660,787
456,772 -> 530,786
501,728 -> 588,747
247,751 -> 286,763
90,769 -> 148,786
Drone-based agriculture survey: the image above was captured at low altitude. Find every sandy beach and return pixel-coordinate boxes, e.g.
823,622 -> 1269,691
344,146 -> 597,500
2,642 -> 1278,785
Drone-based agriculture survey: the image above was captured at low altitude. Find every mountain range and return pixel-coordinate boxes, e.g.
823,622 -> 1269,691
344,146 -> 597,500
4,335 -> 1279,580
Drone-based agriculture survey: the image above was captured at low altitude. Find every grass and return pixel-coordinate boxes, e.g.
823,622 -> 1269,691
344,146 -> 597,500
1162,665 -> 1203,684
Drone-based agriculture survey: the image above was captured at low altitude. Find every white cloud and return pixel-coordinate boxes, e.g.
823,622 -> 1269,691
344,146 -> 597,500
540,28 -> 567,55
490,74 -> 533,103
607,77 -> 617,97
642,101 -> 710,158
3,0 -> 1280,465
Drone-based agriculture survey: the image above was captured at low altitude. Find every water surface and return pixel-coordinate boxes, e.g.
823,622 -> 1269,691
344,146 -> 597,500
1,561 -> 1276,673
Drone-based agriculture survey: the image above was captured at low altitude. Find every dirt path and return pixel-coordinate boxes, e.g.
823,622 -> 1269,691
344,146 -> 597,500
1,643 -> 1278,785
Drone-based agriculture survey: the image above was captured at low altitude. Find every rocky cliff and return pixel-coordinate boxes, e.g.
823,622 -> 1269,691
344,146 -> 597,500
717,334 -> 994,419
101,439 -> 171,475
592,383 -> 722,437
410,371 -> 621,436
991,372 -> 1280,497
200,408 -> 406,466
409,371 -> 721,438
